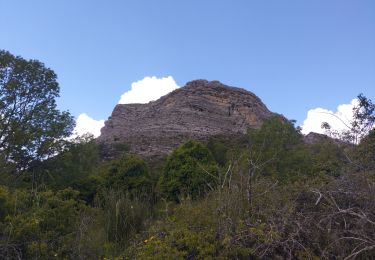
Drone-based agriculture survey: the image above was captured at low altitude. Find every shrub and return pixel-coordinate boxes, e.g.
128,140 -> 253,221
354,128 -> 375,170
0,187 -> 105,259
247,117 -> 313,181
160,140 -> 218,202
100,154 -> 152,197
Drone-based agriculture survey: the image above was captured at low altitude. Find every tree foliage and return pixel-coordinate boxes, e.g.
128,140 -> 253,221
160,140 -> 218,201
0,50 -> 74,172
309,138 -> 348,177
247,117 -> 312,181
207,138 -> 228,167
353,128 -> 375,170
322,93 -> 375,144
33,135 -> 102,202
100,154 -> 152,196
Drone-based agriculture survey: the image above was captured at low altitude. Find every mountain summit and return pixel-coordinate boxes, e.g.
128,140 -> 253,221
98,80 -> 277,157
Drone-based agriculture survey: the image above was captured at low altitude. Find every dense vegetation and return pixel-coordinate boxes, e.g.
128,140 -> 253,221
1,51 -> 375,259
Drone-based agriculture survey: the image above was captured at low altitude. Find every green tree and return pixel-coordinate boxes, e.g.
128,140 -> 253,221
100,154 -> 152,196
247,117 -> 311,181
0,50 -> 74,173
160,140 -> 218,202
207,138 -> 228,167
36,135 -> 101,202
309,139 -> 347,177
353,128 -> 375,170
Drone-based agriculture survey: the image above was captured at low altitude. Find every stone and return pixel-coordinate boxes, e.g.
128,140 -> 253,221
98,80 -> 278,157
303,132 -> 331,145
303,131 -> 351,147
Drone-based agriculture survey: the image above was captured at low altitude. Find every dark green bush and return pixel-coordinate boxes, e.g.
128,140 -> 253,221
160,140 -> 218,202
100,154 -> 152,197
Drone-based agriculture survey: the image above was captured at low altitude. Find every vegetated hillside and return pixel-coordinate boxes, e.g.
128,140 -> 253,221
2,50 -> 375,259
98,80 -> 280,158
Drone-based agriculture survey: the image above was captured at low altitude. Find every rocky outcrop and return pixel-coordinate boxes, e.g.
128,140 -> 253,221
98,80 -> 278,157
303,132 -> 352,147
303,132 -> 331,144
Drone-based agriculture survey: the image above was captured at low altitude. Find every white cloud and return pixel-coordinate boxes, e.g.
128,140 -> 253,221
118,76 -> 180,104
301,99 -> 358,135
73,113 -> 105,138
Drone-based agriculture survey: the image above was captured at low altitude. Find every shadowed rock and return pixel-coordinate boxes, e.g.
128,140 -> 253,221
303,132 -> 331,144
303,132 -> 352,147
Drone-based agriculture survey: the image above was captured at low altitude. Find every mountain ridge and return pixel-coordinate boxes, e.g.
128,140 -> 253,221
98,80 -> 280,157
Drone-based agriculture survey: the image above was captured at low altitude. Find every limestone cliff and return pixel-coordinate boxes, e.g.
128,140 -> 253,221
98,80 -> 277,157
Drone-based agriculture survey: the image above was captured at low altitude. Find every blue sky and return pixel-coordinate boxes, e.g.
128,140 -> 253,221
1,0 -> 374,135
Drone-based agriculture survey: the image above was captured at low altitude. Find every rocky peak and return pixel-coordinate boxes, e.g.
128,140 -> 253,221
303,131 -> 352,147
303,132 -> 330,144
98,80 -> 277,157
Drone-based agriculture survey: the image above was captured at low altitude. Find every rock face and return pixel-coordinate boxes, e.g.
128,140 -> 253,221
98,80 -> 277,157
303,132 -> 351,147
303,132 -> 331,145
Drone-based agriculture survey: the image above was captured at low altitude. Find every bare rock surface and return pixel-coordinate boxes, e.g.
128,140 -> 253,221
303,132 -> 331,144
303,132 -> 352,147
98,80 -> 277,157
